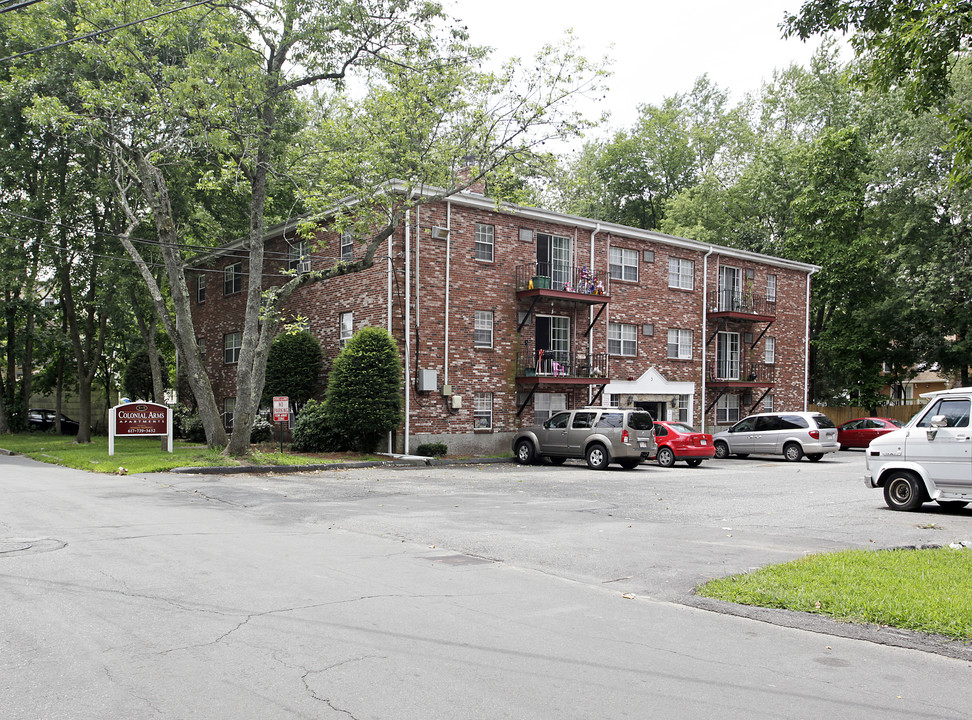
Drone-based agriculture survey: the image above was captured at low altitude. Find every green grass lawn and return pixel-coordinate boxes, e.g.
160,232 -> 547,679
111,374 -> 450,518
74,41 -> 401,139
0,434 -> 385,474
698,547 -> 972,641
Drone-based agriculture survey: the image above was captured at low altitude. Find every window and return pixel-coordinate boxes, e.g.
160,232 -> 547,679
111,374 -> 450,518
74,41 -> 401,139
197,274 -> 206,303
765,336 -> 776,364
917,398 -> 971,428
289,242 -> 309,273
223,332 -> 241,364
475,223 -> 494,262
474,392 -> 493,429
609,395 -> 621,407
716,394 -> 740,424
535,393 -> 567,423
677,395 -> 689,423
536,232 -> 572,289
766,274 -> 777,303
197,338 -> 206,361
716,332 -> 740,380
474,311 -> 493,348
224,397 -> 236,430
718,266 -> 741,310
223,263 -> 242,295
764,394 -> 774,413
595,412 -> 624,428
668,258 -> 694,290
609,247 -> 638,282
340,312 -> 353,347
608,322 -> 637,357
340,232 -> 354,261
667,329 -> 692,360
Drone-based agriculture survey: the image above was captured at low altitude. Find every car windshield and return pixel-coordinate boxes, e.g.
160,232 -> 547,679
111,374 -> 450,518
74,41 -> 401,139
666,422 -> 698,433
626,411 -> 654,430
889,419 -> 904,427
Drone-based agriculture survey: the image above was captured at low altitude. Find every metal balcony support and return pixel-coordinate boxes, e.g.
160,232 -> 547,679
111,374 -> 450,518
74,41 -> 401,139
516,384 -> 539,416
517,295 -> 542,333
750,321 -> 774,349
585,302 -> 607,337
705,389 -> 727,415
589,384 -> 606,406
749,388 -> 771,414
707,317 -> 727,346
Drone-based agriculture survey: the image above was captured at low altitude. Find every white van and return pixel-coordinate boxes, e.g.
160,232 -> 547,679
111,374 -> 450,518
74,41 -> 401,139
865,387 -> 972,511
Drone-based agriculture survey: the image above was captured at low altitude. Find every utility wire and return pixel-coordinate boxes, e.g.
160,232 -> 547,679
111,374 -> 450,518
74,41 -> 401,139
0,0 -> 46,14
0,0 -> 212,64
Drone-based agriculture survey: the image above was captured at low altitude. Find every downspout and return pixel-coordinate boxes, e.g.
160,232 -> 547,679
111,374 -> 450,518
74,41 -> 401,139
589,223 -> 600,404
804,267 -> 819,411
444,201 -> 452,386
701,246 -> 715,432
387,219 -> 394,452
404,209 -> 411,454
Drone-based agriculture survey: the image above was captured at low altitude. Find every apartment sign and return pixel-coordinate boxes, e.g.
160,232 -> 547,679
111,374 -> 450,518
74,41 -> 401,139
109,401 -> 173,456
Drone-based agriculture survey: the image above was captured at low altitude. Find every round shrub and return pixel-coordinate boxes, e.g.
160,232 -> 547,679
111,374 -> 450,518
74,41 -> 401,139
291,399 -> 348,452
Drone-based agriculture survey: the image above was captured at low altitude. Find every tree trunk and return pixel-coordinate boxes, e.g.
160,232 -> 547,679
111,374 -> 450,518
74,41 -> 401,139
132,287 -> 165,403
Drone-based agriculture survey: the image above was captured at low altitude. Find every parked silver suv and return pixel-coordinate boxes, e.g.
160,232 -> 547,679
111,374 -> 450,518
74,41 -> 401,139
513,407 -> 656,470
712,411 -> 839,462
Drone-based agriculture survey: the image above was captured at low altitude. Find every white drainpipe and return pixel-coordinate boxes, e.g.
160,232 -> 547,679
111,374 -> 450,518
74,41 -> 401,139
589,223 -> 600,404
404,209 -> 411,454
387,223 -> 394,452
701,246 -> 715,432
805,267 -> 819,411
444,201 -> 452,386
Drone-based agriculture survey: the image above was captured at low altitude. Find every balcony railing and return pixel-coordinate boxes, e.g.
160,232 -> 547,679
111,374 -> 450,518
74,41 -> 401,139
709,361 -> 776,384
516,263 -> 608,297
516,351 -> 609,380
708,286 -> 776,317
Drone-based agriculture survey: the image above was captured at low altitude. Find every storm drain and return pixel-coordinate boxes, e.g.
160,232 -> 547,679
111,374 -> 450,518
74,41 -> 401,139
429,554 -> 497,566
0,539 -> 66,557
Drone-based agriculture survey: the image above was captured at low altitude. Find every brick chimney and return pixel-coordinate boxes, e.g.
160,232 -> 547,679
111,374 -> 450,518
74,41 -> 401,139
457,154 -> 485,195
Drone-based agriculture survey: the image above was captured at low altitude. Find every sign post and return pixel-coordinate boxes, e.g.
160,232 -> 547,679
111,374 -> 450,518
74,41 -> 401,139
272,396 -> 290,453
109,402 -> 173,456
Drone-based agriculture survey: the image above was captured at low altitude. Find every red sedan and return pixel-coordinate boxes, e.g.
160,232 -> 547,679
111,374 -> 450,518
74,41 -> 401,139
837,417 -> 904,449
652,421 -> 716,467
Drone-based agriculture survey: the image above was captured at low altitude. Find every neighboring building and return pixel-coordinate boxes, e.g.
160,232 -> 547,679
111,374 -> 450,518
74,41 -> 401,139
882,368 -> 951,404
190,182 -> 819,454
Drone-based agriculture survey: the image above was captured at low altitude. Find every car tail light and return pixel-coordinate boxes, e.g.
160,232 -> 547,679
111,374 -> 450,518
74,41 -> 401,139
809,430 -> 820,439
622,429 -> 630,443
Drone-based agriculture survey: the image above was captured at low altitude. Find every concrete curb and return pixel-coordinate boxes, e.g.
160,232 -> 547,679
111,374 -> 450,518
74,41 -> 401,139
168,455 -> 514,474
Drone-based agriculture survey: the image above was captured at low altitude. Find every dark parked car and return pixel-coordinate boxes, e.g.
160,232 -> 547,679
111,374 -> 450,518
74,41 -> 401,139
837,417 -> 903,449
27,408 -> 80,435
651,421 -> 716,467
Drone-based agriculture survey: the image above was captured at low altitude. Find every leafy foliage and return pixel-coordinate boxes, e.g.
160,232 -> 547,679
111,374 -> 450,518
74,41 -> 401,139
415,442 -> 447,457
262,330 -> 323,410
324,327 -> 402,453
291,399 -> 348,453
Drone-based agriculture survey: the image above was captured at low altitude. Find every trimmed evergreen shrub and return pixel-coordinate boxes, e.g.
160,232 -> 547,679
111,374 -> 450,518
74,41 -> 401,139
416,442 -> 447,457
291,399 -> 348,452
324,326 -> 402,453
262,330 -> 323,409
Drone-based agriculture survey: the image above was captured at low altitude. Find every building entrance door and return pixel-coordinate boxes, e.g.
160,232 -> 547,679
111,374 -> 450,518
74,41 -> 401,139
635,401 -> 666,421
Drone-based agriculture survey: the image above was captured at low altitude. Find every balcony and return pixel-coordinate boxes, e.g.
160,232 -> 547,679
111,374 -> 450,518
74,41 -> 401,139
515,263 -> 610,303
515,351 -> 609,384
708,287 -> 776,321
708,361 -> 776,387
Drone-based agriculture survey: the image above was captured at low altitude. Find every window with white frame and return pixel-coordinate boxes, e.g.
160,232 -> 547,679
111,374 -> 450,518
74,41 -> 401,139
677,395 -> 689,423
765,336 -> 776,364
609,395 -> 621,407
667,329 -> 692,360
197,273 -> 206,303
535,392 -> 568,423
764,394 -> 775,413
224,397 -> 236,430
223,263 -> 242,295
668,258 -> 694,290
474,392 -> 493,429
474,311 -> 493,348
339,312 -> 353,347
475,223 -> 494,262
766,274 -> 777,303
223,332 -> 241,364
289,242 -> 309,273
716,394 -> 740,424
608,322 -> 637,357
609,247 -> 638,282
340,232 -> 354,261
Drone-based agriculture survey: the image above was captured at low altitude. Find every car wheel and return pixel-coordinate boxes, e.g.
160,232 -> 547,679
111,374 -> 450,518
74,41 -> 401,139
686,459 -> 703,467
935,500 -> 968,509
515,440 -> 536,465
585,443 -> 609,470
619,458 -> 641,470
547,456 -> 566,466
714,441 -> 729,459
783,442 -> 804,462
806,453 -> 823,462
884,471 -> 925,511
656,447 -> 675,468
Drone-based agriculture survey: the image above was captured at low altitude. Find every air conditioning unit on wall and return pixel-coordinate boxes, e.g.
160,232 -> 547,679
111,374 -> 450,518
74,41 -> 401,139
431,226 -> 450,240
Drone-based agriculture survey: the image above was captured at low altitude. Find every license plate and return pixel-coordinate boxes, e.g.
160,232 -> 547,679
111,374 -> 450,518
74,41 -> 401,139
700,439 -> 707,445
639,440 -> 647,448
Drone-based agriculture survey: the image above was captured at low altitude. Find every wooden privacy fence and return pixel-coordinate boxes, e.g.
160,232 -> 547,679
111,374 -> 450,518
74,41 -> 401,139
808,404 -> 924,425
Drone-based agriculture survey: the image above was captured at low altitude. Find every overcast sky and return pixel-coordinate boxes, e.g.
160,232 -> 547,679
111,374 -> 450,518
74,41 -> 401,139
446,0 -> 833,136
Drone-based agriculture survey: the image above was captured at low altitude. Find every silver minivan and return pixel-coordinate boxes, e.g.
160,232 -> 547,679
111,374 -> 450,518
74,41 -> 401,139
513,407 -> 656,470
712,411 -> 840,462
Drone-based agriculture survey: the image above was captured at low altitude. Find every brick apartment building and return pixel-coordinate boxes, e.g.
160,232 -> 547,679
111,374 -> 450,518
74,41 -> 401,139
190,181 -> 819,454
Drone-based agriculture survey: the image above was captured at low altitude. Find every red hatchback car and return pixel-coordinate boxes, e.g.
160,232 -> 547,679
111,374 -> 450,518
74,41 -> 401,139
652,421 -> 716,467
836,417 -> 904,449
